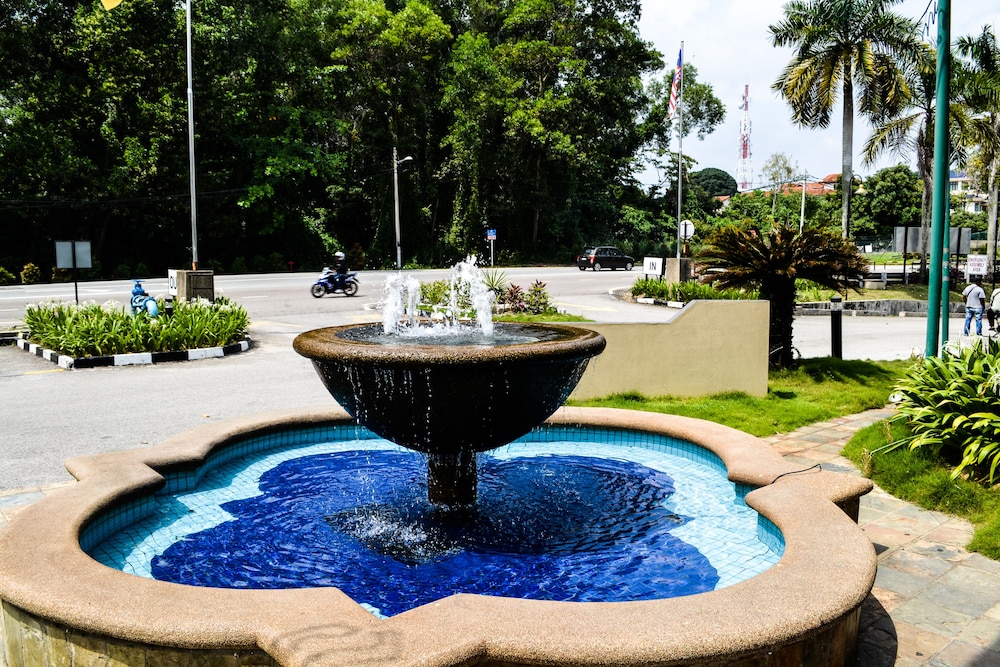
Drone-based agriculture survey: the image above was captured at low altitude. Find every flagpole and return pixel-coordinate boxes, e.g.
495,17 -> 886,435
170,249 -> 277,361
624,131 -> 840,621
186,0 -> 199,270
676,42 -> 684,260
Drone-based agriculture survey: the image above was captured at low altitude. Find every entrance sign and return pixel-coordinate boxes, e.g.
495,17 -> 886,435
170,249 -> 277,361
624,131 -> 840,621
643,257 -> 664,276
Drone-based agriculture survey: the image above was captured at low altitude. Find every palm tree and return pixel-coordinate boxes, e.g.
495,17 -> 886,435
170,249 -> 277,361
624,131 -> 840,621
698,222 -> 866,368
769,0 -> 923,239
956,27 -> 1000,281
862,44 -> 971,280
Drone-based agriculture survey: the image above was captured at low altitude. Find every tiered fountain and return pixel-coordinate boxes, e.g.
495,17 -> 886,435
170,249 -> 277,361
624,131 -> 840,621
0,260 -> 877,667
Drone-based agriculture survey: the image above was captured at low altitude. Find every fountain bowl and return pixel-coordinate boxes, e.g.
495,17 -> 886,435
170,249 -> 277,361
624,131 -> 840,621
0,406 -> 876,667
293,322 -> 607,456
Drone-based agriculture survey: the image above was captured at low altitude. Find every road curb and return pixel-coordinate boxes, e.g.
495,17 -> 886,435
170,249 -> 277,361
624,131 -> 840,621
12,334 -> 252,369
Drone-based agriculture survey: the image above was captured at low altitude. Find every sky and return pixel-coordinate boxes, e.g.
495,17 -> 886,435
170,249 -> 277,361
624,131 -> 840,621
636,0 -> 1000,188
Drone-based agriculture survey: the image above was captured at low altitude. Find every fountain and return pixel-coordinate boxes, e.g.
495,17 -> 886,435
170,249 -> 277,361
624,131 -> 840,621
0,260 -> 878,666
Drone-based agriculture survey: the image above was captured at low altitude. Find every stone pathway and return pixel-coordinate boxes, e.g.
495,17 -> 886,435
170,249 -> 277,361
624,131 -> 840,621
763,408 -> 1000,666
3,408 -> 999,666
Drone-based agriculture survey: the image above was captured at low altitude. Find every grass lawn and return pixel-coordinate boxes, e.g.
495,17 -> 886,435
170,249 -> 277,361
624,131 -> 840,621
569,356 -> 915,438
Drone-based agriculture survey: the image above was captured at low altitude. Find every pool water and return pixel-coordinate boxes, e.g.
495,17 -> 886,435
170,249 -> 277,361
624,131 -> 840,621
88,427 -> 783,618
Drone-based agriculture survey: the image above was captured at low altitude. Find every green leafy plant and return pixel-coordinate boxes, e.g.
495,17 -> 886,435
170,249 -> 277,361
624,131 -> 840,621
888,339 -> 1000,483
0,266 -> 15,285
23,297 -> 249,357
524,280 -> 555,315
631,278 -> 756,302
481,268 -> 509,298
20,263 -> 41,285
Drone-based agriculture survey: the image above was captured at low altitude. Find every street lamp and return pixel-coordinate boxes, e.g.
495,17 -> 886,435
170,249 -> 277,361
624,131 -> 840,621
392,147 -> 413,270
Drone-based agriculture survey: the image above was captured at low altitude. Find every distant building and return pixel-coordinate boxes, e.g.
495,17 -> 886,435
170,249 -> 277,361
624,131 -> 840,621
950,170 -> 988,214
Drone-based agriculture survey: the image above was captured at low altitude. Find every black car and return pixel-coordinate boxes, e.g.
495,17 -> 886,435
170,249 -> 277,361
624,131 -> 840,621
577,246 -> 635,271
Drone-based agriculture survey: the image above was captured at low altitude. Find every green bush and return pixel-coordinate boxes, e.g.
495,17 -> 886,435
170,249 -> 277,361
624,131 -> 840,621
20,263 -> 41,284
111,264 -> 132,280
0,266 -> 15,285
524,280 -> 555,315
51,268 -> 73,282
631,277 -> 757,302
23,296 -> 250,357
890,339 -> 1000,484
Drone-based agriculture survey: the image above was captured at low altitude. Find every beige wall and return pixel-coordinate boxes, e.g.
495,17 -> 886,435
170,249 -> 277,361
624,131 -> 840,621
567,300 -> 769,399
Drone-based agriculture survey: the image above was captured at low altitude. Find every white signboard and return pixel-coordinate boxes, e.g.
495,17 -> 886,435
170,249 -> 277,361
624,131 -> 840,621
967,254 -> 988,279
643,256 -> 663,276
54,240 -> 92,269
167,269 -> 179,296
679,219 -> 695,240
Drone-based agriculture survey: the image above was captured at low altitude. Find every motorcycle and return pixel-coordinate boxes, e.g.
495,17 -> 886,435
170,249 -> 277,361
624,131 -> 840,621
311,268 -> 359,298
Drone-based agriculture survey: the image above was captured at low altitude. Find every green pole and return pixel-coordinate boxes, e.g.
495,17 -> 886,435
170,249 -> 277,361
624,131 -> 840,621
941,206 -> 950,345
925,0 -> 951,357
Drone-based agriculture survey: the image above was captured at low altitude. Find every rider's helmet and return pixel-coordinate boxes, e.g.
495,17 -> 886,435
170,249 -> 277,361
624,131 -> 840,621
334,251 -> 345,260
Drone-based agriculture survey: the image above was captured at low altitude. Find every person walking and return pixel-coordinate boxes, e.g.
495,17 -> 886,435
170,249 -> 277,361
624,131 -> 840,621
963,277 -> 987,336
988,285 -> 1000,333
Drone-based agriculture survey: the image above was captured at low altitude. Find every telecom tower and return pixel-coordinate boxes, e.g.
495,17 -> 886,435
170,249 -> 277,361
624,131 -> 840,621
736,84 -> 753,191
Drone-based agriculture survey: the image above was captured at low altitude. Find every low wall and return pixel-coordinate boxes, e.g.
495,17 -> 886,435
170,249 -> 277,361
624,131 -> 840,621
567,299 -> 769,399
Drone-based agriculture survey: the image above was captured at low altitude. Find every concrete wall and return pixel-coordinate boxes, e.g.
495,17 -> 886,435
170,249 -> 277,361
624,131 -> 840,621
567,299 -> 770,399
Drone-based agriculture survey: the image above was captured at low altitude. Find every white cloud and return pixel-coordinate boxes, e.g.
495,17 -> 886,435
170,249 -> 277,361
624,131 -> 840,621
637,0 -> 1000,186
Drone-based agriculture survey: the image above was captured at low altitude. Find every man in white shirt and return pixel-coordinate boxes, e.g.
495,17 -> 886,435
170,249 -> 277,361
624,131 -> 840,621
963,277 -> 987,336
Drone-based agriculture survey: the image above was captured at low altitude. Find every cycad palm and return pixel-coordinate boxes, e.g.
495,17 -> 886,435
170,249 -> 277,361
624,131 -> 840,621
863,44 -> 971,279
769,0 -> 922,238
698,223 -> 866,368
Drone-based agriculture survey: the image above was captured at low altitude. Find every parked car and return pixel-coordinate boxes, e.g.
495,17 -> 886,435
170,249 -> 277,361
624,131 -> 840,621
577,246 -> 635,271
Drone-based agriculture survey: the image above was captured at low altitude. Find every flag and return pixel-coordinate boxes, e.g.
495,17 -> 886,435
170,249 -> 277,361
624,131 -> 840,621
668,48 -> 682,120
101,0 -> 123,9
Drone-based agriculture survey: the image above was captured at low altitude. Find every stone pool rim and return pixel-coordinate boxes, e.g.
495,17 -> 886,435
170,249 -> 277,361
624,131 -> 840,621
0,406 -> 876,667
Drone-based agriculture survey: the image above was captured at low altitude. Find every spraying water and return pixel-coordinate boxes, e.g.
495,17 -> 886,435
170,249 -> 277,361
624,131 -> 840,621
381,257 -> 495,337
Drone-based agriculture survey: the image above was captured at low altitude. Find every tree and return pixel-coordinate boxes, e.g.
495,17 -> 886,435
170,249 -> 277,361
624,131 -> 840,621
698,222 -> 866,368
862,43 -> 971,278
691,168 -> 737,197
956,26 -> 1000,280
769,0 -> 923,239
849,164 -> 922,239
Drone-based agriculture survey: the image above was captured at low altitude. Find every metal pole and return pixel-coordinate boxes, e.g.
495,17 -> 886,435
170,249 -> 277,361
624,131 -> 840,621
393,146 -> 402,270
676,42 -> 683,260
186,0 -> 198,270
830,295 -> 843,359
799,174 -> 806,232
925,0 -> 951,357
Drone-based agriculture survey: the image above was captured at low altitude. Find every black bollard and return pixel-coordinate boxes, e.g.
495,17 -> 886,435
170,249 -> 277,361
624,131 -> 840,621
830,295 -> 843,359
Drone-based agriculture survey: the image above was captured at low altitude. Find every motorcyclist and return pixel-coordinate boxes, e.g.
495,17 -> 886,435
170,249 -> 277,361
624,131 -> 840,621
332,251 -> 348,289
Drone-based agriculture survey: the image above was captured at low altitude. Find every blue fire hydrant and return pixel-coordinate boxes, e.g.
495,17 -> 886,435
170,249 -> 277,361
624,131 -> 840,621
130,280 -> 159,316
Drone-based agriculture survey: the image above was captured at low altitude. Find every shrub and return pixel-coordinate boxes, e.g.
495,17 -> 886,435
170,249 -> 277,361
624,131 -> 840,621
231,257 -> 248,274
0,266 -> 15,285
501,284 -> 526,313
111,264 -> 132,280
134,262 -> 150,278
631,277 -> 756,302
524,280 -> 554,315
890,339 -> 1000,484
23,296 -> 250,357
347,243 -> 366,270
20,263 -> 41,284
51,268 -> 73,282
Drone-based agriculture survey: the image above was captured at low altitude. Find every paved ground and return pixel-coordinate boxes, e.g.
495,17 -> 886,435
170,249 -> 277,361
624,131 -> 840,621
1,303 -> 998,665
764,409 -> 1000,667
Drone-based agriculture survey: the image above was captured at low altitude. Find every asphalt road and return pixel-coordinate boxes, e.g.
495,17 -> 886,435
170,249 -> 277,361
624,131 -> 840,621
0,267 -> 940,492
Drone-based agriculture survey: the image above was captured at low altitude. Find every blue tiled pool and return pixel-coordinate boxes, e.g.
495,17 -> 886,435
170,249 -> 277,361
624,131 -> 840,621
85,424 -> 784,618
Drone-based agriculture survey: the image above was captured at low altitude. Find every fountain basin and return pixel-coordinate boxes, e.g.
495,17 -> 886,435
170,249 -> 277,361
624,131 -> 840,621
0,406 -> 875,667
293,322 -> 606,456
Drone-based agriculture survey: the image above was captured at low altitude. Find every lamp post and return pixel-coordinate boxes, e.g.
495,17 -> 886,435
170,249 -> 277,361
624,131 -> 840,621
392,147 -> 414,270
185,0 -> 198,270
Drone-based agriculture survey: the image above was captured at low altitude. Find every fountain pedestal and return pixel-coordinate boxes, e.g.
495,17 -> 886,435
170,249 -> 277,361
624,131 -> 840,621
293,322 -> 606,508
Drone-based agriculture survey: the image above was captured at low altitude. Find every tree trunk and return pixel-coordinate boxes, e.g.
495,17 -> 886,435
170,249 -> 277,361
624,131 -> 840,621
987,157 -> 998,284
763,277 -> 797,368
840,72 -> 855,239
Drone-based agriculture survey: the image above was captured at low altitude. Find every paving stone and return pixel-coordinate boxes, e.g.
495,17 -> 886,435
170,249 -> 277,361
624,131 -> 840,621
891,596 -> 975,637
928,639 -> 1000,667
